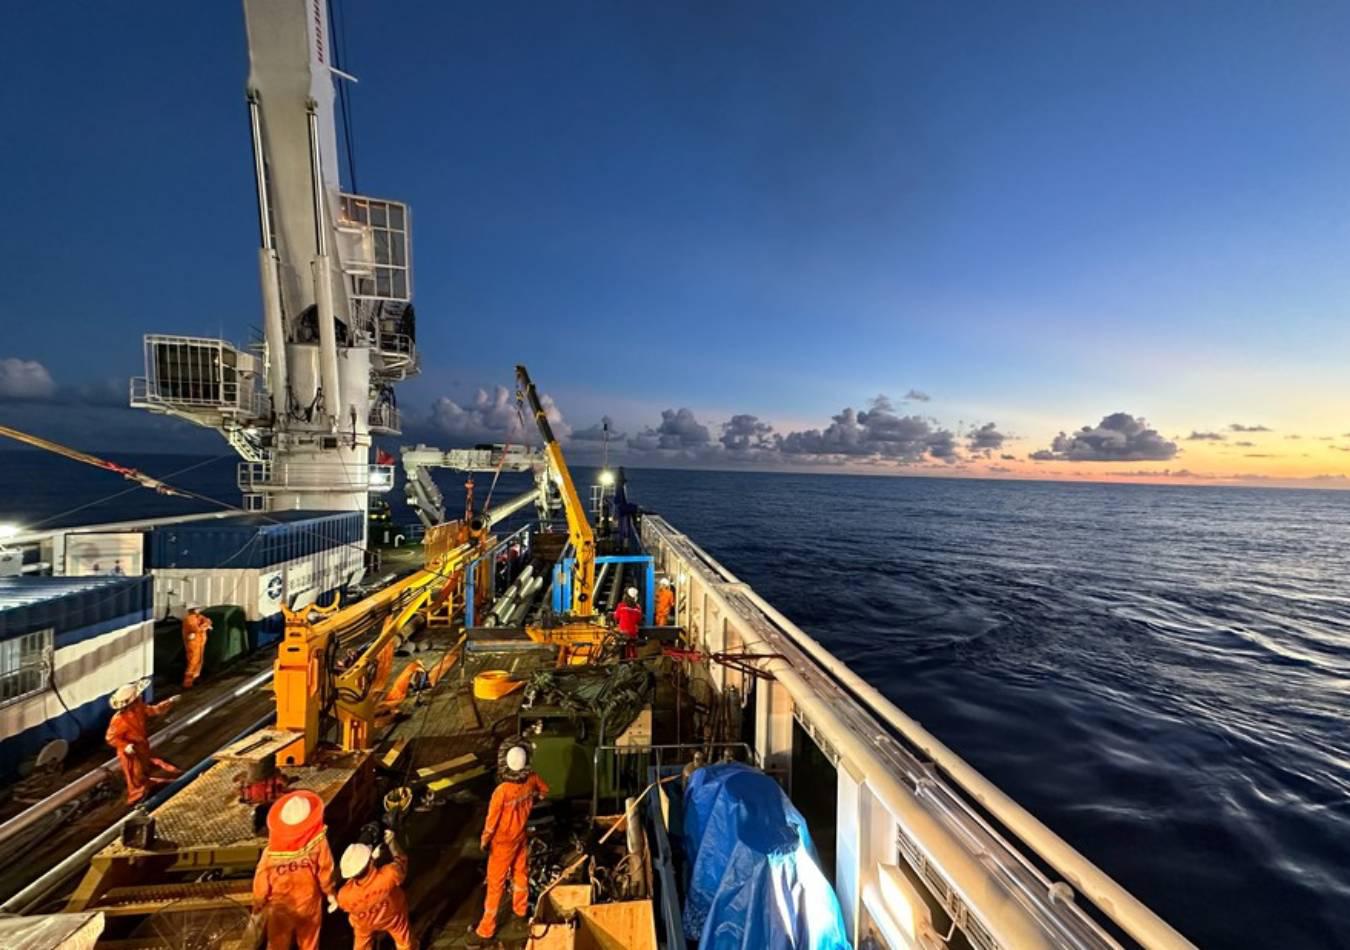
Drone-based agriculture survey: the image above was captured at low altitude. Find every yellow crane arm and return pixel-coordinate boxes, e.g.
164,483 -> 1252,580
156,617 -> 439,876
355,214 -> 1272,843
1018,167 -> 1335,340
515,364 -> 596,617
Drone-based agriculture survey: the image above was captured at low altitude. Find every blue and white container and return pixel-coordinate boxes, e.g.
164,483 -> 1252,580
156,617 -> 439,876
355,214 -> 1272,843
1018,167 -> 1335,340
145,511 -> 364,644
0,575 -> 154,781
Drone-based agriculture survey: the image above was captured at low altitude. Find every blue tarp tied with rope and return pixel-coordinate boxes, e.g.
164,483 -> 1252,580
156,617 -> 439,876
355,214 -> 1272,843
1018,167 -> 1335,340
683,763 -> 850,949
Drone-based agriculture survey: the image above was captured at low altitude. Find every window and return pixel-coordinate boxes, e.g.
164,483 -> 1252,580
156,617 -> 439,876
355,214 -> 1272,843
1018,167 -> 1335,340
0,628 -> 53,706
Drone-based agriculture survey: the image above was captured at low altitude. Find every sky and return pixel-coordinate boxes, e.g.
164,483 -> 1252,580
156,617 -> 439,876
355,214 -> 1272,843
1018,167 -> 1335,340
3,2 -> 1350,488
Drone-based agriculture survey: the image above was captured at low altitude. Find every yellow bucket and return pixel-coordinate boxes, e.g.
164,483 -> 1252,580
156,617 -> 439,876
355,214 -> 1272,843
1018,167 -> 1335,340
473,670 -> 523,700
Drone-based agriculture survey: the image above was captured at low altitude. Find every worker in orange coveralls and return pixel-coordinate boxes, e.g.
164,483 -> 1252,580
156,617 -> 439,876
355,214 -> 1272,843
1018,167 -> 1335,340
181,605 -> 212,688
339,828 -> 416,950
654,577 -> 675,626
474,745 -> 549,941
105,680 -> 180,805
252,790 -> 339,950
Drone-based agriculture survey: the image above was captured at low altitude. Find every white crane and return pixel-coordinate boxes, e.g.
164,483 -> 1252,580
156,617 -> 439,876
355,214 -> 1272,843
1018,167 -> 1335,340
130,0 -> 416,548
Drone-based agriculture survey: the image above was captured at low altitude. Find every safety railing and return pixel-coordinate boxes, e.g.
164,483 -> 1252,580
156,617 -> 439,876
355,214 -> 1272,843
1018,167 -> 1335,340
641,515 -> 1195,950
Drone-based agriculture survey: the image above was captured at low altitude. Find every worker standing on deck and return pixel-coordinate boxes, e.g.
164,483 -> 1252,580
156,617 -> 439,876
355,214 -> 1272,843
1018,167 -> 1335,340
339,828 -> 416,950
475,746 -> 549,942
105,680 -> 180,805
613,587 -> 642,659
181,605 -> 212,689
252,790 -> 338,950
654,577 -> 675,626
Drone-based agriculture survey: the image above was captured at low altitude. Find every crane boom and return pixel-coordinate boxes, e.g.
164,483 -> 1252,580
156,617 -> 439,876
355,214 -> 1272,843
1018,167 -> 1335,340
515,365 -> 595,617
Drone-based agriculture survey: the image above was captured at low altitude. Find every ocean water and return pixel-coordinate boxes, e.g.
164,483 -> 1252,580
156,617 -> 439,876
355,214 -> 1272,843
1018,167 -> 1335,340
2,451 -> 1347,947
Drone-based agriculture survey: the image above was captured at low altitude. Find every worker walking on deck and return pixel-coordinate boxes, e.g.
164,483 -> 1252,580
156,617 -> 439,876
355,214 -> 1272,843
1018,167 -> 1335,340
475,746 -> 549,942
339,828 -> 416,950
105,680 -> 180,805
181,605 -> 212,689
654,577 -> 675,626
252,790 -> 338,950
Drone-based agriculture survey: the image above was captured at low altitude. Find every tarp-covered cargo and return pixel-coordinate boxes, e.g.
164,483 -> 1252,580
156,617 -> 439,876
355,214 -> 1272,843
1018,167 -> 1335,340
144,510 -> 363,569
683,763 -> 849,950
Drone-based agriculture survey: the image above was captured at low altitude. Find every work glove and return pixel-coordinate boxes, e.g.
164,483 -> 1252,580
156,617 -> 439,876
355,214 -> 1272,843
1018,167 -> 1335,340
326,895 -> 339,914
384,828 -> 397,845
124,744 -> 137,755
480,836 -> 491,853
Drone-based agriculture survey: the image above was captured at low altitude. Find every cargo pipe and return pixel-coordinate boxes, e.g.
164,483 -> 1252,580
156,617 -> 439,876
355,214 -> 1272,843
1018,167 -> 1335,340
0,667 -> 275,850
0,708 -> 277,914
505,576 -> 544,626
470,487 -> 540,533
486,565 -> 535,625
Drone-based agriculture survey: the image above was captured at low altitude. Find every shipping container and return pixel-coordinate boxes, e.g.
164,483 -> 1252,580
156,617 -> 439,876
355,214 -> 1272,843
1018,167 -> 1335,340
145,510 -> 363,570
0,575 -> 154,781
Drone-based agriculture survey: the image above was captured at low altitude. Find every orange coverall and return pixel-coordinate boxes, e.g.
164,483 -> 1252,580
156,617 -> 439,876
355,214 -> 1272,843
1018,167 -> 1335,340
252,833 -> 337,950
338,851 -> 415,950
181,611 -> 212,688
476,772 -> 550,938
105,698 -> 178,804
654,587 -> 675,626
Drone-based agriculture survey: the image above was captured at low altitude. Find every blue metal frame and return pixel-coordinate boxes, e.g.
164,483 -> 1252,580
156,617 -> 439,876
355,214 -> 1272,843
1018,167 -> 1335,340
552,554 -> 655,622
466,526 -> 532,628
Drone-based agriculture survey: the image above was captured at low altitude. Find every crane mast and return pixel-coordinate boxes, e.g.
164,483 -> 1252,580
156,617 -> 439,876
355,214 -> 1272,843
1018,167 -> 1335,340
130,0 -> 418,552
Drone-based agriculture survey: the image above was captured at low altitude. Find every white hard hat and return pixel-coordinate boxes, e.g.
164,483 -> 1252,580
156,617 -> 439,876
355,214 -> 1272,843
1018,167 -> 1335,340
279,794 -> 313,827
659,577 -> 672,587
340,843 -> 373,879
625,587 -> 638,600
506,746 -> 528,772
187,605 -> 200,612
109,682 -> 143,710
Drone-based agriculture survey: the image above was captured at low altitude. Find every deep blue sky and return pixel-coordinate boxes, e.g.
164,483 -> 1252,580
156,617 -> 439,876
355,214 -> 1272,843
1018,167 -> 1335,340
4,2 -> 1350,482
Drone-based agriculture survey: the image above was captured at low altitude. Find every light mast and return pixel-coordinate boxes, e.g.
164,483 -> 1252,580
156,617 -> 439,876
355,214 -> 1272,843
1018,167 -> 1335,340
130,0 -> 417,554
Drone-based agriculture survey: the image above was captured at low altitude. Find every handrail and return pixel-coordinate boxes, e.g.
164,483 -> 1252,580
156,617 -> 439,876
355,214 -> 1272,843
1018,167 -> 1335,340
644,515 -> 1195,950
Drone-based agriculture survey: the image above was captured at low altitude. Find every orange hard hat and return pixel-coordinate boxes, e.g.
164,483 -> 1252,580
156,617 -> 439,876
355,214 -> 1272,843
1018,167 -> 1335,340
266,790 -> 325,852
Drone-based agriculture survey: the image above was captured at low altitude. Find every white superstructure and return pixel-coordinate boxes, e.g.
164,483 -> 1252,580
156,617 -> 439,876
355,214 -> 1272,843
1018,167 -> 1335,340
130,0 -> 416,538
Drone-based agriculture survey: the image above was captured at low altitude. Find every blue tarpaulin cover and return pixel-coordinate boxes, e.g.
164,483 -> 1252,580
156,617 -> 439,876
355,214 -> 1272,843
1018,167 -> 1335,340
683,763 -> 850,949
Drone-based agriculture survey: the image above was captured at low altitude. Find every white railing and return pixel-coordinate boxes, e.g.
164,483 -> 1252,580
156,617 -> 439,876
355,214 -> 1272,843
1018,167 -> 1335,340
642,515 -> 1195,950
237,462 -> 394,494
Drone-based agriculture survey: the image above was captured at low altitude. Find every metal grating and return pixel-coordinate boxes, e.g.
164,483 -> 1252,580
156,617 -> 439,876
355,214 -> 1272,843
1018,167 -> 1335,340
897,825 -> 1003,950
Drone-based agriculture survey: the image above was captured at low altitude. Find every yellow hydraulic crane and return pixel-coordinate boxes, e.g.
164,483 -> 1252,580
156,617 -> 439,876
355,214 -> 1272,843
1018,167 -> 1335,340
273,529 -> 480,765
516,364 -> 596,617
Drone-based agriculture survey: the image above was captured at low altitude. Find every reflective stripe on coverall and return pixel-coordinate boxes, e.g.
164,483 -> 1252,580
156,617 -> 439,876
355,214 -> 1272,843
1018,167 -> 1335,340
105,699 -> 177,805
338,852 -> 415,950
654,587 -> 674,626
252,833 -> 337,950
476,772 -> 550,938
182,612 -> 212,688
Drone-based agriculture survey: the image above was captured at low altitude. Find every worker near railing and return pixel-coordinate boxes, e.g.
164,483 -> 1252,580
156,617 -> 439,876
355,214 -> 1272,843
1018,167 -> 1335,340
655,577 -> 675,626
181,605 -> 213,689
252,791 -> 338,950
105,680 -> 180,805
474,746 -> 549,942
338,828 -> 415,950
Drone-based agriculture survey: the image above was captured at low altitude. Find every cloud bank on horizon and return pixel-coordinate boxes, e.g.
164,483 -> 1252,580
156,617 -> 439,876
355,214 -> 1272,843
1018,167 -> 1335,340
0,355 -> 1344,487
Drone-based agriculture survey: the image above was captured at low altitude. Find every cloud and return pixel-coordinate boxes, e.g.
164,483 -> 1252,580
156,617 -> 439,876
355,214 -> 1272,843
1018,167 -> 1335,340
0,358 -> 57,401
428,385 -> 571,444
720,414 -> 775,453
986,465 -> 1012,474
572,416 -> 624,442
904,389 -> 931,403
1244,453 -> 1274,458
967,422 -> 1008,456
628,408 -> 712,452
1229,423 -> 1271,432
1186,431 -> 1226,441
1284,434 -> 1303,441
776,395 -> 958,464
1031,412 -> 1178,462
1000,453 -> 1017,461
1233,441 -> 1256,447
